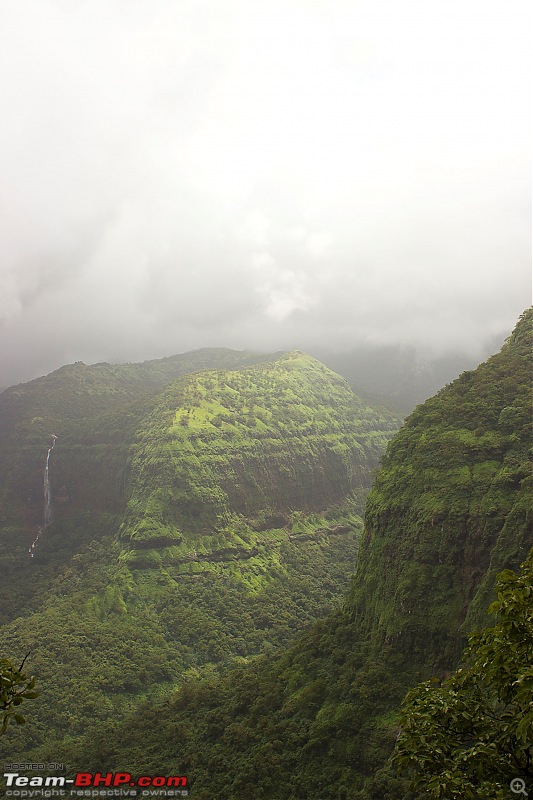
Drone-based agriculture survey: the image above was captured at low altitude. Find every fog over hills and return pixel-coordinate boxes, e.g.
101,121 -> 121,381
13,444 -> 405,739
0,0 -> 530,390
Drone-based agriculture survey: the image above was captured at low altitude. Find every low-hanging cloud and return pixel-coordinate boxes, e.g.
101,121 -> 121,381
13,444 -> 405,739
0,0 -> 530,387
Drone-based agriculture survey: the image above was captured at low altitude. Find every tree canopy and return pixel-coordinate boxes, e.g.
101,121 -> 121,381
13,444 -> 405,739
395,549 -> 533,799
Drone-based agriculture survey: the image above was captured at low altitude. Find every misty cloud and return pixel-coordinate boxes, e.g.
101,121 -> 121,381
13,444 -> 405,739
0,0 -> 530,387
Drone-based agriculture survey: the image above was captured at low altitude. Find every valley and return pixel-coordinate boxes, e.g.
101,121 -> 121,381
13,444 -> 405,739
0,310 -> 531,799
0,350 -> 400,765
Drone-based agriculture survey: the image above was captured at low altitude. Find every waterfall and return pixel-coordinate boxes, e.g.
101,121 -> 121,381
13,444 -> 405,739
29,435 -> 57,557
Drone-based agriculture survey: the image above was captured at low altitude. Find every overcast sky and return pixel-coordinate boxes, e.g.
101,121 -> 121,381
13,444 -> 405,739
0,0 -> 530,387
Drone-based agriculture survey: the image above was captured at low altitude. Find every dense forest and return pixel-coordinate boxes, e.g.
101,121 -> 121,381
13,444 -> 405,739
0,310 -> 531,799
0,350 -> 399,764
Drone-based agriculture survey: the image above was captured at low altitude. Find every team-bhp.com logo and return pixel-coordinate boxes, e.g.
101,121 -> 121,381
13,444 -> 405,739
3,772 -> 188,795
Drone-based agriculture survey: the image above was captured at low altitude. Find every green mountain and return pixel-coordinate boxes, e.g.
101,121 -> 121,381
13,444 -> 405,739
0,350 -> 399,760
48,309 -> 532,798
0,348 -> 278,623
350,308 -> 532,665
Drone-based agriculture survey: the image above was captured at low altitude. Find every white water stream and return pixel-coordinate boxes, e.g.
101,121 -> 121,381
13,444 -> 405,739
29,435 -> 57,557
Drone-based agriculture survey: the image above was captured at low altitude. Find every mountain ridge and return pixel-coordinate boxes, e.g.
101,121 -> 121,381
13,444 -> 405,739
42,308 -> 533,799
0,348 -> 400,761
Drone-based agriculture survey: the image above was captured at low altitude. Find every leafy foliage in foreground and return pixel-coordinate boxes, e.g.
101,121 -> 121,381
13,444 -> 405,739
395,550 -> 533,798
0,655 -> 38,734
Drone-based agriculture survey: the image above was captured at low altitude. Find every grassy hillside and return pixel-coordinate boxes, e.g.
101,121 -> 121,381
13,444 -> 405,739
50,309 -> 532,799
0,351 -> 399,761
0,347 -> 277,532
119,352 -> 395,571
0,348 -> 278,623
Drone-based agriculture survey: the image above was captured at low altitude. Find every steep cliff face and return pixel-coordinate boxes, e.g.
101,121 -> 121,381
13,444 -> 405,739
52,310 -> 532,800
0,351 -> 400,761
119,352 -> 397,573
349,307 -> 532,666
0,348 -> 279,625
0,347 -> 275,529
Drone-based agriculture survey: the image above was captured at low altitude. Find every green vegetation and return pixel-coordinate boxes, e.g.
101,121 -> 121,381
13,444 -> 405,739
1,310 -> 531,797
349,308 -> 532,666
48,609 -> 408,798
0,655 -> 38,734
48,310 -> 532,799
0,348 -> 277,624
0,349 -> 399,762
395,550 -> 533,799
119,352 -> 397,568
